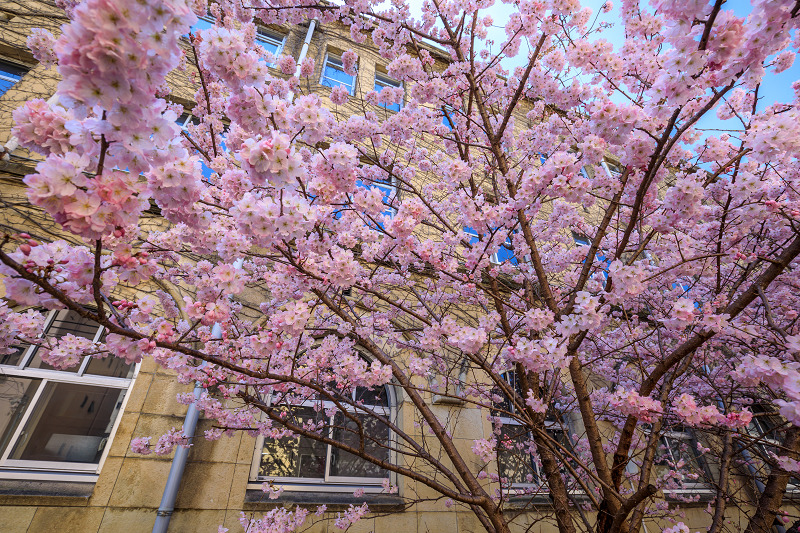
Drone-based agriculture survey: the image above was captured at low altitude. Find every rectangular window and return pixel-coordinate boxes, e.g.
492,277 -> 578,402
464,227 -> 516,265
320,53 -> 355,95
442,106 -> 455,130
176,113 -> 219,183
252,385 -> 392,492
573,233 -> 611,280
374,72 -> 402,112
602,160 -> 624,179
352,174 -> 397,228
494,372 -> 573,490
0,309 -> 135,475
746,405 -> 800,490
654,428 -> 710,493
256,28 -> 285,57
0,60 -> 27,98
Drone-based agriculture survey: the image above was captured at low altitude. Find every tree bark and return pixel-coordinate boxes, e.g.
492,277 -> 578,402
744,426 -> 800,533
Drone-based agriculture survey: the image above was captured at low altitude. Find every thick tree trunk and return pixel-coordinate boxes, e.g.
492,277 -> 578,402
533,428 -> 578,533
744,426 -> 800,533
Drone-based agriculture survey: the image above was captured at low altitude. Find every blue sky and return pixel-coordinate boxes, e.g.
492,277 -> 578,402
404,0 -> 798,129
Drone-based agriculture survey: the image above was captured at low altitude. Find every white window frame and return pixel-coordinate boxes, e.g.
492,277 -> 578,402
374,72 -> 403,112
494,371 -> 574,493
248,385 -> 396,493
654,428 -> 713,495
746,405 -> 800,492
602,160 -> 624,179
0,60 -> 26,97
320,52 -> 355,95
0,309 -> 138,480
256,27 -> 286,62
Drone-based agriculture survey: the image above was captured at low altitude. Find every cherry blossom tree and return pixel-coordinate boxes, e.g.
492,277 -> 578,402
2,0 -> 800,532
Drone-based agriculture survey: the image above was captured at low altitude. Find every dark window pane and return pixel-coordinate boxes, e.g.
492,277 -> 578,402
26,310 -> 100,371
0,344 -> 28,366
83,356 -> 134,379
330,412 -> 389,478
354,386 -> 388,406
498,424 -> 536,485
259,407 -> 327,479
10,382 -> 126,463
0,376 -> 40,457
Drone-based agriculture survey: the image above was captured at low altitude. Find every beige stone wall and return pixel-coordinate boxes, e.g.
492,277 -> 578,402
0,3 -> 795,532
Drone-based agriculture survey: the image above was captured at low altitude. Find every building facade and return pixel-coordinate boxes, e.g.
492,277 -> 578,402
0,3 -> 797,533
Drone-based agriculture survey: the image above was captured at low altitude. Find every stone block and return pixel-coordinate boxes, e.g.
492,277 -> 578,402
108,457 -> 172,508
2,505 -> 36,533
98,508 -> 156,533
29,506 -> 105,532
175,460 -> 236,510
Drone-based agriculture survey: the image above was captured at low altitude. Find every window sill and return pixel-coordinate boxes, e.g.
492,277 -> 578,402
244,489 -> 406,512
0,479 -> 94,506
504,491 -> 591,509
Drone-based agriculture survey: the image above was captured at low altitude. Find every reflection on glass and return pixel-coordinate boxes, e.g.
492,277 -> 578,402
27,310 -> 101,372
497,424 -> 535,485
655,432 -> 706,486
10,382 -> 126,463
83,356 -> 134,379
260,407 -> 327,479
0,376 -> 40,457
321,55 -> 354,94
330,413 -> 389,478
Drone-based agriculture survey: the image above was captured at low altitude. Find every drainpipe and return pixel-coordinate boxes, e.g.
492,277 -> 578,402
153,259 -> 243,533
151,327 -> 217,533
286,19 -> 317,101
150,20 -> 316,533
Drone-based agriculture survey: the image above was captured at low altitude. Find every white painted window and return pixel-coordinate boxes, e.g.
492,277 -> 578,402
320,53 -> 355,95
0,310 -> 135,479
250,380 -> 394,492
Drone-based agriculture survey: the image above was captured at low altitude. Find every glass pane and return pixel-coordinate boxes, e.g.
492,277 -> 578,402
0,377 -> 41,457
354,385 -> 388,406
26,310 -> 100,371
257,30 -> 283,55
0,61 -> 25,97
0,343 -> 29,366
330,412 -> 389,478
259,407 -> 327,479
83,356 -> 134,379
10,382 -> 126,463
498,424 -> 536,485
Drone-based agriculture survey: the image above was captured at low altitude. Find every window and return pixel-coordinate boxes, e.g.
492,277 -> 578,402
442,106 -> 455,130
256,28 -> 285,58
653,428 -> 710,493
493,372 -> 572,491
573,233 -> 611,280
464,227 -> 517,265
356,175 -> 397,220
320,53 -> 355,95
0,310 -> 135,477
251,384 -> 393,492
746,405 -> 800,490
374,72 -> 402,112
602,160 -> 624,179
0,60 -> 27,98
176,113 -> 218,183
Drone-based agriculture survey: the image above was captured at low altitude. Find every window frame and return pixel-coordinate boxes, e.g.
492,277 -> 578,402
374,71 -> 403,112
256,27 -> 286,64
464,227 -> 515,265
493,371 -> 574,493
745,404 -> 800,492
248,383 -> 397,493
320,52 -> 356,95
0,59 -> 27,98
653,428 -> 713,495
0,309 -> 138,480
